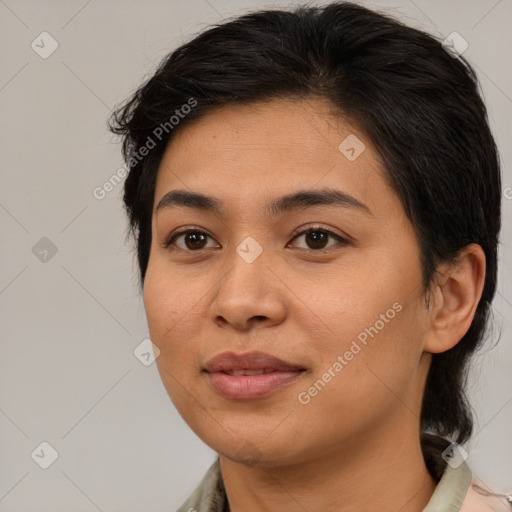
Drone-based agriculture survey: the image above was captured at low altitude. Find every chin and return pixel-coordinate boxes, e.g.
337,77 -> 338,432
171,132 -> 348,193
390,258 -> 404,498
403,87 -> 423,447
208,432 -> 311,469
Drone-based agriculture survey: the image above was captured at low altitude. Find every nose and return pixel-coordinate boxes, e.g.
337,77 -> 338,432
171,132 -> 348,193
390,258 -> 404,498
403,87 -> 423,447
208,248 -> 287,332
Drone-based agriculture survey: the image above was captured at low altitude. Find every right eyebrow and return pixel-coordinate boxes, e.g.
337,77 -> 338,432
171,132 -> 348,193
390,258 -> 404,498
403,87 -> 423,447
156,190 -> 223,214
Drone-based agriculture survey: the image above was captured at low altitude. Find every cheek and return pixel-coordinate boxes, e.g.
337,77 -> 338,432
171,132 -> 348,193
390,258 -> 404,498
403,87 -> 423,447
297,262 -> 425,416
142,260 -> 205,382
299,268 -> 405,362
310,299 -> 424,416
143,258 -> 203,337
143,263 -> 207,416
143,271 -> 176,343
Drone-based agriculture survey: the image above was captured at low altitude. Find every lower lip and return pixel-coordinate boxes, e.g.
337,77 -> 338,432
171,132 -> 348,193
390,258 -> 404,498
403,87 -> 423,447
205,370 -> 304,400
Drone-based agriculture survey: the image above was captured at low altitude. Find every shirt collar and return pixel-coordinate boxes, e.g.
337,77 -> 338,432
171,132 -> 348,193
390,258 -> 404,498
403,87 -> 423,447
176,435 -> 472,512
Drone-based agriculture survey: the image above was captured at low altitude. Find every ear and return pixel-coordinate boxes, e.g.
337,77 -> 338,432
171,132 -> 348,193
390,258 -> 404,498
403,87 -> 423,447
423,244 -> 486,354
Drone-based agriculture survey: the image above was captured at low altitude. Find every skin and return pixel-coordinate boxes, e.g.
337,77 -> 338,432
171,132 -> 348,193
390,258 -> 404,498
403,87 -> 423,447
143,97 -> 486,512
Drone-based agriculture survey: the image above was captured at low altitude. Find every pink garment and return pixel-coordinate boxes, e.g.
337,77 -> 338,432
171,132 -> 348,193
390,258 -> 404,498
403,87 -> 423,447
461,479 -> 511,511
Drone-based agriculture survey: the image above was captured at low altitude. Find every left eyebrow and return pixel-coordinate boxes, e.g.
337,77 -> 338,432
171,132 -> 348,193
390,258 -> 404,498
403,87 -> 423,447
155,188 -> 372,217
266,188 -> 372,217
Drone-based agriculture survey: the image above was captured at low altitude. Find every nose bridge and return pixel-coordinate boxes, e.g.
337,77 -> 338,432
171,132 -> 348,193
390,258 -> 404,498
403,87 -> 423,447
209,238 -> 285,329
220,238 -> 269,298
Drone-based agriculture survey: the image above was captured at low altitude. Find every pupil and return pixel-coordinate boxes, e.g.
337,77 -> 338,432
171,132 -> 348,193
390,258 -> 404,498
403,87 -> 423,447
186,233 -> 207,250
306,231 -> 327,249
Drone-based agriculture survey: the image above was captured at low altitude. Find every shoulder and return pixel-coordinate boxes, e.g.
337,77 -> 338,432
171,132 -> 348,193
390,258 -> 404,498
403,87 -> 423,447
176,458 -> 226,512
460,478 -> 511,512
421,434 -> 510,512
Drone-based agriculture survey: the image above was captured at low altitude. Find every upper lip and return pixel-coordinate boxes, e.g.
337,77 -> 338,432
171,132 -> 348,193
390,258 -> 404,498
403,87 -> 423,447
203,351 -> 305,373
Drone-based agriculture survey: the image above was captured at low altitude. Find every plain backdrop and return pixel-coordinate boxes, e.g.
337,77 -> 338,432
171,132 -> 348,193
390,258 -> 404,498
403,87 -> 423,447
1,0 -> 511,510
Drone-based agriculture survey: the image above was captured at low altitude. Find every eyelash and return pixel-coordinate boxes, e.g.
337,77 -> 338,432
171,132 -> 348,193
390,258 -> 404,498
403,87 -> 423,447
163,224 -> 348,253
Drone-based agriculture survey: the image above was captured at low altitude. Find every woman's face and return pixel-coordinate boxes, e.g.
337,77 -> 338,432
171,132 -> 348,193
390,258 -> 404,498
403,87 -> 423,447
143,97 -> 433,466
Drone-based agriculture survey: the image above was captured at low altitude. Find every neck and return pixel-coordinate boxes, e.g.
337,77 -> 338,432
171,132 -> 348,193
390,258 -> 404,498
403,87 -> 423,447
220,422 -> 436,512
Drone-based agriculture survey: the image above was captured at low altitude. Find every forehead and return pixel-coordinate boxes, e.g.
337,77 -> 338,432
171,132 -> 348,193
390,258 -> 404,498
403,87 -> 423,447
153,97 -> 396,217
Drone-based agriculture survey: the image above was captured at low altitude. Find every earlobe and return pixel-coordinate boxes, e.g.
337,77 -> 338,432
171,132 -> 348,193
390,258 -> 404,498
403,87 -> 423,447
423,244 -> 486,354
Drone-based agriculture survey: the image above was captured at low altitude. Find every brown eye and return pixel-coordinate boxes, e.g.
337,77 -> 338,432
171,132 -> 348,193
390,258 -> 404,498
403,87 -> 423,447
182,232 -> 208,250
304,230 -> 329,249
165,230 -> 219,251
289,227 -> 347,251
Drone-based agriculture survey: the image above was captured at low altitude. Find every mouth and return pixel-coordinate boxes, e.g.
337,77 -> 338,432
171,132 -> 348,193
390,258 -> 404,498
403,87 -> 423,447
203,351 -> 306,400
220,368 -> 280,376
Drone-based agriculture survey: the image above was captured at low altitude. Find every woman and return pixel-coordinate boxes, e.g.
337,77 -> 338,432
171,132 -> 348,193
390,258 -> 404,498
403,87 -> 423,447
109,2 -> 510,510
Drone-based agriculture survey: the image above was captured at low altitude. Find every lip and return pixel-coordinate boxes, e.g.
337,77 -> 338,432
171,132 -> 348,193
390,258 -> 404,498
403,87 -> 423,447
204,350 -> 304,373
203,351 -> 305,400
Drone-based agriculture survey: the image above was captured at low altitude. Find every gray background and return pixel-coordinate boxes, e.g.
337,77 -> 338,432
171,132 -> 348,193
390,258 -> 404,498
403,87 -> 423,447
0,0 -> 511,510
